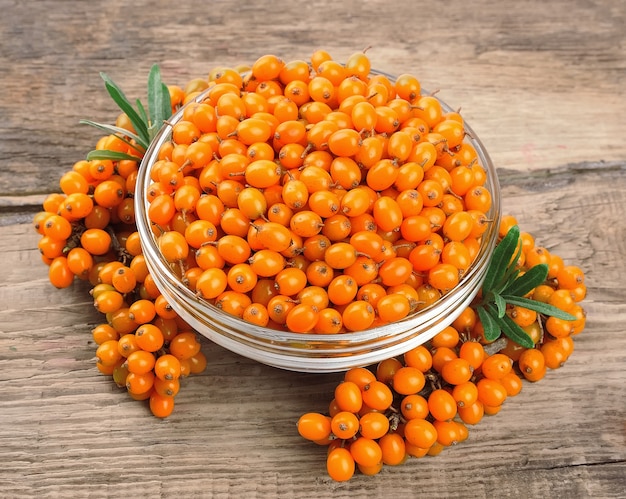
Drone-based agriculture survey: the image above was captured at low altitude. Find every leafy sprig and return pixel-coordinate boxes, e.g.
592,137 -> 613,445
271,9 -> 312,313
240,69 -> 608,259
475,225 -> 576,348
80,64 -> 171,161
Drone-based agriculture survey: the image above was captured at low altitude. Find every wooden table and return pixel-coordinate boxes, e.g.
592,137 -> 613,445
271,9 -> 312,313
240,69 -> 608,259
1,0 -> 625,497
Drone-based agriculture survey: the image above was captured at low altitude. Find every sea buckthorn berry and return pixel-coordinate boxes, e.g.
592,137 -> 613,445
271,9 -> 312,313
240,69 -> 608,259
376,293 -> 411,323
153,377 -> 180,398
459,340 -> 485,370
401,394 -> 429,421
80,228 -> 112,256
149,392 -> 175,418
373,196 -> 403,232
541,341 -> 568,369
362,380 -> 393,411
556,265 -> 585,289
94,289 -> 124,314
428,389 -> 457,422
285,303 -> 319,333
392,366 -> 426,395
158,231 -> 189,262
327,275 -> 358,306
476,378 -> 508,407
126,350 -> 156,375
66,247 -> 94,279
358,411 -> 390,441
341,300 -> 376,332
453,306 -> 477,335
334,381 -> 363,413
452,381 -> 479,408
500,372 -> 523,397
428,263 -> 460,292
404,418 -> 438,449
125,371 -> 155,397
442,211 -> 474,242
458,400 -> 484,426
95,340 -> 122,367
111,266 -> 137,294
215,290 -> 252,318
274,267 -> 308,296
350,437 -> 383,468
331,411 -> 360,440
394,73 -> 421,101
378,257 -> 413,287
431,326 -> 460,349
344,367 -> 376,390
441,358 -> 473,385
326,447 -> 355,482
189,351 -> 207,374
290,210 -> 324,237
379,432 -> 406,466
324,242 -> 358,270
518,348 -> 546,379
375,357 -> 403,384
403,345 -> 433,372
314,308 -> 343,334
154,354 -> 182,381
135,324 -> 165,352
545,316 -> 575,338
169,331 -> 201,360
43,214 -> 73,241
522,362 -> 547,383
481,353 -> 513,380
92,324 -> 119,345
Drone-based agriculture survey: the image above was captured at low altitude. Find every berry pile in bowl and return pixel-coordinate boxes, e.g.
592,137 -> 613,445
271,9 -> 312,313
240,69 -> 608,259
134,51 -> 501,372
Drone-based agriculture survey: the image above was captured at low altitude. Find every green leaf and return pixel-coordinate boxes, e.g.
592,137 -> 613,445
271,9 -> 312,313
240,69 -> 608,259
86,149 -> 143,162
482,225 -> 520,294
477,305 -> 501,342
147,64 -> 172,140
503,263 -> 549,297
99,72 -> 150,148
500,295 -> 577,321
136,98 -> 149,128
499,241 -> 523,291
79,119 -> 146,153
494,293 -> 507,318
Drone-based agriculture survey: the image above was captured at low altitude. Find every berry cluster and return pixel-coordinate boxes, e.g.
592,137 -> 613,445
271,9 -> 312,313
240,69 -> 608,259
145,49 -> 494,334
33,76 -> 208,418
297,215 -> 586,481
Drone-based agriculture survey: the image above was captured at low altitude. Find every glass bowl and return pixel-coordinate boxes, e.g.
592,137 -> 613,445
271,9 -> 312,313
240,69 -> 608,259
135,74 -> 501,373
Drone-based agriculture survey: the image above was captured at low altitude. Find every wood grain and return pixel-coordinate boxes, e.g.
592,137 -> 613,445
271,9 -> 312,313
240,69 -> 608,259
1,0 -> 625,497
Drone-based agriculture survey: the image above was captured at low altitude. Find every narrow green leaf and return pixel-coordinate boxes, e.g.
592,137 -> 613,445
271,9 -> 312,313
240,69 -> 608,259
79,119 -> 146,153
487,304 -> 535,348
503,263 -> 549,297
147,64 -> 172,140
86,149 -> 143,162
477,305 -> 501,342
482,225 -> 520,294
501,295 -> 577,320
494,293 -> 507,318
500,267 -> 520,292
497,239 -> 523,293
100,72 -> 150,147
136,98 -> 149,128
